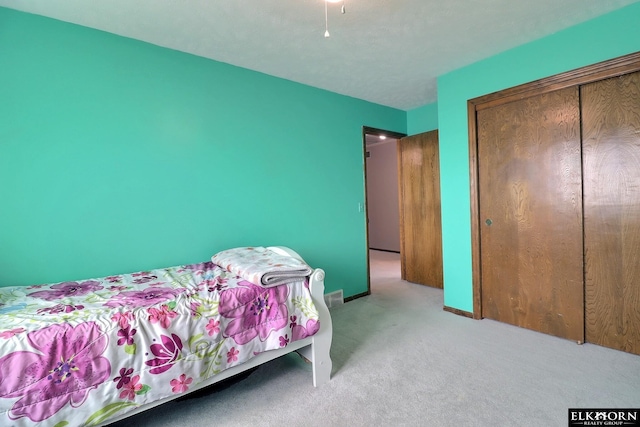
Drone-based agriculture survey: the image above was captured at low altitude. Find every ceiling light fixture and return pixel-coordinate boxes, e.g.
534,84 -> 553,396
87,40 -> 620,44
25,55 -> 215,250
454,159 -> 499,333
324,0 -> 345,38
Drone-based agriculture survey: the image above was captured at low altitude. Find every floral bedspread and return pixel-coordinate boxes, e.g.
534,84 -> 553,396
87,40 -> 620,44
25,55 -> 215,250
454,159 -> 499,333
0,261 -> 320,427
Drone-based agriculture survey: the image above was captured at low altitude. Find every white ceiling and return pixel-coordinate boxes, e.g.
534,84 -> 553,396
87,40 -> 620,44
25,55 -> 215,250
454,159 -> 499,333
1,0 -> 637,110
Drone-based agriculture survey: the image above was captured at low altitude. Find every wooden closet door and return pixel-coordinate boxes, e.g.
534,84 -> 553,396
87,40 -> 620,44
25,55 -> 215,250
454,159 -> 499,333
477,87 -> 584,341
582,71 -> 640,355
398,130 -> 443,288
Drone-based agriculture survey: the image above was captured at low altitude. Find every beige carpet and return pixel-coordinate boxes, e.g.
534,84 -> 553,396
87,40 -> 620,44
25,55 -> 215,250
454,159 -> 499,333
109,250 -> 640,427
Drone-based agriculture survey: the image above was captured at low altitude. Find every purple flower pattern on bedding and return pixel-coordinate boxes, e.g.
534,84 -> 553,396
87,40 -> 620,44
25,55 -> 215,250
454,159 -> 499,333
36,303 -> 84,315
0,322 -> 111,422
291,317 -> 321,341
117,325 -> 137,346
145,333 -> 184,374
114,367 -> 134,389
104,287 -> 183,308
219,280 -> 289,345
0,261 -> 319,426
27,280 -> 104,301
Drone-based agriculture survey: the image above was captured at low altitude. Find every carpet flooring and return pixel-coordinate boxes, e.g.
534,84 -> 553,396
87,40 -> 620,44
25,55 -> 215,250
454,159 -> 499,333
109,250 -> 640,427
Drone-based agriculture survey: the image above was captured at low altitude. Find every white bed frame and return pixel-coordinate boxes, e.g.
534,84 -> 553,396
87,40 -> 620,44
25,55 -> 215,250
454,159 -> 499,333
102,246 -> 332,426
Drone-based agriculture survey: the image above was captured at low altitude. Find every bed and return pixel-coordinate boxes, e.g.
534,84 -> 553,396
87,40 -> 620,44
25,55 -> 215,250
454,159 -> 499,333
0,246 -> 332,427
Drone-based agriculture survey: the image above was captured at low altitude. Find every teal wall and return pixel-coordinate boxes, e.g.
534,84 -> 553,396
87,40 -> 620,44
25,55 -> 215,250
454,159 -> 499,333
0,7 -> 407,295
406,102 -> 438,135
437,2 -> 640,312
5,3 -> 639,307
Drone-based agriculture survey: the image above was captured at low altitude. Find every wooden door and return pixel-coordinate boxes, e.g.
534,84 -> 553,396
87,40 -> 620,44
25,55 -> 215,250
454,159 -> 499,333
477,87 -> 584,341
398,130 -> 443,288
582,71 -> 640,355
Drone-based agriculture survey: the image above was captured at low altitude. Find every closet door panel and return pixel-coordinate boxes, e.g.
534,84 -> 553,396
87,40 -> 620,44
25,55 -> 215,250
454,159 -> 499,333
478,87 -> 584,341
582,71 -> 640,355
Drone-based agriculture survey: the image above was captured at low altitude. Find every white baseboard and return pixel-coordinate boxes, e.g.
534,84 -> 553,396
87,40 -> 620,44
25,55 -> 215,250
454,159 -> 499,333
324,290 -> 344,309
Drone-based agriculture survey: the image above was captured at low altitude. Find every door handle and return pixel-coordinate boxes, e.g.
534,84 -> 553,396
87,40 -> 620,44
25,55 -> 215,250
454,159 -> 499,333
485,219 -> 492,226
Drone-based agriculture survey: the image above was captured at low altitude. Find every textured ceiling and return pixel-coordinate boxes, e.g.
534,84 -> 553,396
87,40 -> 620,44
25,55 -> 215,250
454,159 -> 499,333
1,0 -> 637,110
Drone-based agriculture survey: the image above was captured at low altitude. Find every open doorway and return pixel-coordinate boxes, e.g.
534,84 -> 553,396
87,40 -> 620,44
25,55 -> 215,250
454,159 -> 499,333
362,126 -> 406,295
365,133 -> 401,252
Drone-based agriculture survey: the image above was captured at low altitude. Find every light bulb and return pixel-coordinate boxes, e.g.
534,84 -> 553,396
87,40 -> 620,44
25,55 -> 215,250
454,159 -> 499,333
324,30 -> 330,37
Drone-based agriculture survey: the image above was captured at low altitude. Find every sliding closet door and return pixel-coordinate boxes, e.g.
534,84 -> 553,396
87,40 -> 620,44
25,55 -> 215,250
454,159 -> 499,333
477,87 -> 584,341
582,71 -> 640,355
398,130 -> 443,288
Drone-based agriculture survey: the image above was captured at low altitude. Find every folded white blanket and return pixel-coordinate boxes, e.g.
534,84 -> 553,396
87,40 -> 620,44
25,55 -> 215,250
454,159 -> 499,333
211,246 -> 313,287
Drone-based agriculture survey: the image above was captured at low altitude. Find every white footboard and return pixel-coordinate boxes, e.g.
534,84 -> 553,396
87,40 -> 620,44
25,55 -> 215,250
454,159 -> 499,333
267,246 -> 333,386
296,268 -> 332,386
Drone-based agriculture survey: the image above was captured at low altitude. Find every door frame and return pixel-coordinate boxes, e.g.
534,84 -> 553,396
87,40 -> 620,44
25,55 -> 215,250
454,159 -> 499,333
359,126 -> 406,300
467,51 -> 640,319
